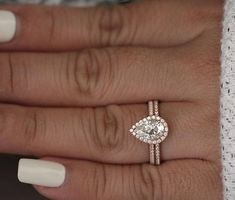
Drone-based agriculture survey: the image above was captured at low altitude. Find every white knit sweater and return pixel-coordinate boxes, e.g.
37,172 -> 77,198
221,0 -> 235,199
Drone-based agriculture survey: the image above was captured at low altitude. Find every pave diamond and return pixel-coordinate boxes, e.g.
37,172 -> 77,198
130,116 -> 168,144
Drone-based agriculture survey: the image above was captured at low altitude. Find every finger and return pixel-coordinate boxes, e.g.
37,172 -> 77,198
0,45 -> 213,106
0,102 -> 219,163
30,158 -> 222,200
0,0 -> 218,50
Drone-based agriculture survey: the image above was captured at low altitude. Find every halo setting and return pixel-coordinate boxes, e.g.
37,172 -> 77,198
130,115 -> 168,144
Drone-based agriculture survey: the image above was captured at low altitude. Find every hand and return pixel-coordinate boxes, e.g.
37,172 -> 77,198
0,0 -> 223,199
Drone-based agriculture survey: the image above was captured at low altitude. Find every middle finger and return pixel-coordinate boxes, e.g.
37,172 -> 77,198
0,44 -> 210,106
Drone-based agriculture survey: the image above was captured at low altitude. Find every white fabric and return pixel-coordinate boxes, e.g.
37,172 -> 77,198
221,1 -> 235,199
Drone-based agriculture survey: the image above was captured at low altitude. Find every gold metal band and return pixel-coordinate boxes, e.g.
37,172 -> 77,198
148,100 -> 160,165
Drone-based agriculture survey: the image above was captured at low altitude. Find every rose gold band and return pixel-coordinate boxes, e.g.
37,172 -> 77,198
148,100 -> 160,165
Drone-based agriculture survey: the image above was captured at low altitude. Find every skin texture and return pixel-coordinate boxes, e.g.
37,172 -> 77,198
0,0 -> 224,199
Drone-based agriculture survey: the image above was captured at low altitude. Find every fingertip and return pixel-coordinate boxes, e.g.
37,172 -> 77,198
31,158 -> 73,200
0,10 -> 17,43
17,158 -> 66,187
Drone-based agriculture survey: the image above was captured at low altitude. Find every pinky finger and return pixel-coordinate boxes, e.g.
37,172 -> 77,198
18,158 -> 222,200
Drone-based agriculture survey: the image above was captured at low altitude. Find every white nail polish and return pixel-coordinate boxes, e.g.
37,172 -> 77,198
18,159 -> 66,187
0,11 -> 16,43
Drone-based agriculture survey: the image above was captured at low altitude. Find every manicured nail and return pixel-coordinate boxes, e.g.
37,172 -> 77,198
18,159 -> 66,187
0,11 -> 16,43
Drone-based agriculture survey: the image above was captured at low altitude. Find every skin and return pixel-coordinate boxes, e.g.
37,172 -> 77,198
0,0 -> 224,199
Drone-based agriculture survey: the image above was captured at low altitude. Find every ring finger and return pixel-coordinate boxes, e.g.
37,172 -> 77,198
0,102 -> 219,164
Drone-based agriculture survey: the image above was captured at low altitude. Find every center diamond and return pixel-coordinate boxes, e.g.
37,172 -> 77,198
130,116 -> 168,144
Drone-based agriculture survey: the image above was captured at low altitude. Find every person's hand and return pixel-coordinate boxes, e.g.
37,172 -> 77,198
0,0 -> 223,199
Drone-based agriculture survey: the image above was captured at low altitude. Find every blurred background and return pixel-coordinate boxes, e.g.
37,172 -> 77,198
0,155 -> 47,200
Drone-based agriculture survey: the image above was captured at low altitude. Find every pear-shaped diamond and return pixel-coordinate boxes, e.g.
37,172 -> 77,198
130,116 -> 168,144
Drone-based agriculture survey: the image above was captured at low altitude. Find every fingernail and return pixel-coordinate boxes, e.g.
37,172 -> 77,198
0,11 -> 16,43
18,159 -> 66,187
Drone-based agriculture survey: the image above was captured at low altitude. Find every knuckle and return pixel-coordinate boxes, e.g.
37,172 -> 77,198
0,54 -> 17,94
6,54 -> 14,93
43,7 -> 68,46
134,165 -> 161,200
96,5 -> 134,45
23,109 -> 40,148
1,53 -> 30,96
17,108 -> 45,154
91,105 -> 126,153
86,164 -> 108,199
69,49 -> 114,100
22,109 -> 46,153
0,107 -> 10,143
71,50 -> 102,98
0,106 -> 45,153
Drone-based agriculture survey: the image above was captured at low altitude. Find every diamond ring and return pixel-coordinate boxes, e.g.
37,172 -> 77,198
129,100 -> 168,165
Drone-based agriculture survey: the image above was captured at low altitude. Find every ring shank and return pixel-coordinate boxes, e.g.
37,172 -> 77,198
148,101 -> 160,165
149,144 -> 160,165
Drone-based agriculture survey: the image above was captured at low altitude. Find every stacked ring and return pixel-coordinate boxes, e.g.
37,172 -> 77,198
129,100 -> 169,165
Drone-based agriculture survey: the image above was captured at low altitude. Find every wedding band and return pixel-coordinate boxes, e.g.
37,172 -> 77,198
129,100 -> 168,165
